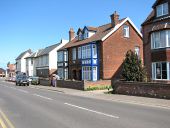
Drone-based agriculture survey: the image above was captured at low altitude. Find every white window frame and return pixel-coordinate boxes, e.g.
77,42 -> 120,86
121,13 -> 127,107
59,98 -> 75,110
82,66 -> 92,81
151,30 -> 170,49
134,46 -> 140,57
152,62 -> 170,80
92,44 -> 97,58
156,2 -> 169,17
123,25 -> 130,38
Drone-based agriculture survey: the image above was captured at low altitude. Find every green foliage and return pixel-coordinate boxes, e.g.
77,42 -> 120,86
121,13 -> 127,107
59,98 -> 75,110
85,86 -> 112,91
122,50 -> 147,82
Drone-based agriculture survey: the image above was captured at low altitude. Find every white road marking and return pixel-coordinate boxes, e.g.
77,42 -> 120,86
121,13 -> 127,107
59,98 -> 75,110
33,94 -> 53,101
64,103 -> 119,119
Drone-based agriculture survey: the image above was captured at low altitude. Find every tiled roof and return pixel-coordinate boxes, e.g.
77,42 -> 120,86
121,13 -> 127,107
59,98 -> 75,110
152,0 -> 161,8
142,10 -> 155,25
16,49 -> 32,60
87,26 -> 98,31
60,19 -> 125,49
37,43 -> 61,57
152,22 -> 170,31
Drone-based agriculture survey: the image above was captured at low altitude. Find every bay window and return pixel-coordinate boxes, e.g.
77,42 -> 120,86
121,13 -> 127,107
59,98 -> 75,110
152,62 -> 170,80
151,30 -> 170,49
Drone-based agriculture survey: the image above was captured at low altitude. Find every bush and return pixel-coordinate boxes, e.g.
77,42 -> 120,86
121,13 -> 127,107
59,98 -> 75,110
122,50 -> 147,82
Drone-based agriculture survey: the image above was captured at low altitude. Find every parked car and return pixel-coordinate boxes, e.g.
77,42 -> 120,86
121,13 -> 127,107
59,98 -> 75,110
31,77 -> 40,85
16,74 -> 29,86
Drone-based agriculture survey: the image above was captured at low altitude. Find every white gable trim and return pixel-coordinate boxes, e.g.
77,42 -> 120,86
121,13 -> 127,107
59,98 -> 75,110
101,17 -> 142,41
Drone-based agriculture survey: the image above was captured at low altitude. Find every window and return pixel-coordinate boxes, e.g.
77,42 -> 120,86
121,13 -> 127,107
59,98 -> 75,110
58,68 -> 63,79
64,51 -> 68,61
152,62 -> 170,80
123,25 -> 130,38
82,45 -> 91,59
31,58 -> 33,65
72,48 -> 76,60
93,67 -> 98,81
78,47 -> 81,59
156,3 -> 168,17
134,46 -> 140,57
82,66 -> 92,80
151,30 -> 170,49
64,68 -> 68,80
58,51 -> 63,62
92,44 -> 97,58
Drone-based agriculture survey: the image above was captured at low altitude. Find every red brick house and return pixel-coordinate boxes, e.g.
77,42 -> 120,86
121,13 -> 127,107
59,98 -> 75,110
0,68 -> 5,77
142,0 -> 170,81
58,11 -> 143,81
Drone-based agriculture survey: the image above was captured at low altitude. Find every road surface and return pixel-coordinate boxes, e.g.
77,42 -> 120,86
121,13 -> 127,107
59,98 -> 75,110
0,79 -> 170,128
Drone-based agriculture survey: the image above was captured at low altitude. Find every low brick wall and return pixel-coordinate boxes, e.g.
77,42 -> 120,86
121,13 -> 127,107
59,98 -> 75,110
57,80 -> 84,90
39,78 -> 51,86
57,80 -> 111,90
113,81 -> 170,99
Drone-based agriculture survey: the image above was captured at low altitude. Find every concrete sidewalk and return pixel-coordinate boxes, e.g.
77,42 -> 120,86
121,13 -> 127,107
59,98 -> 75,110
29,85 -> 170,109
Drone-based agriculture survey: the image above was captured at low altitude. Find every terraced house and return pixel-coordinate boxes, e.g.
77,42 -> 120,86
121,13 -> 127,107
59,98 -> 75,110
142,0 -> 170,81
58,12 -> 143,81
35,39 -> 68,78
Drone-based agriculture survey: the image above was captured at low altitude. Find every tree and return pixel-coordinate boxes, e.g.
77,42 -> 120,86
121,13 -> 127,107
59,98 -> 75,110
122,50 -> 147,82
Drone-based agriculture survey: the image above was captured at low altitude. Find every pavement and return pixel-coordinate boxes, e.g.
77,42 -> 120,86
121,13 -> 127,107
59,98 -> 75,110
29,84 -> 170,110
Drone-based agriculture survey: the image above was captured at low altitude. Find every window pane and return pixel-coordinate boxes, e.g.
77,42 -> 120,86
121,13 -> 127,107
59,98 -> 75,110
162,62 -> 167,79
163,3 -> 168,15
156,63 -> 161,79
123,25 -> 129,37
134,46 -> 140,57
168,31 -> 170,46
155,32 -> 160,48
160,31 -> 166,47
157,5 -> 162,17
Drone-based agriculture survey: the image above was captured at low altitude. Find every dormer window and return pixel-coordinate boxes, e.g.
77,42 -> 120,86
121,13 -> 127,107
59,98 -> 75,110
156,2 -> 168,17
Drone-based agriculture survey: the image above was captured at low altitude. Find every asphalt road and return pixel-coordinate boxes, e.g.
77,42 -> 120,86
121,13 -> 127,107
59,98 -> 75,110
0,79 -> 170,128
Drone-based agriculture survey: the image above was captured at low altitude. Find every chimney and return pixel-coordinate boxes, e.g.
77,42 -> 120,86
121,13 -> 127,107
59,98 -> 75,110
110,11 -> 119,27
69,28 -> 75,41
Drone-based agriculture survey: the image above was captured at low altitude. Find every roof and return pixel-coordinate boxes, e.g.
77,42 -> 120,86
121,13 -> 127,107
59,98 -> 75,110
142,10 -> 155,25
0,68 -> 5,73
37,43 -> 61,57
16,49 -> 32,60
86,26 -> 98,32
60,17 -> 142,50
152,22 -> 170,31
8,64 -> 16,71
152,0 -> 161,8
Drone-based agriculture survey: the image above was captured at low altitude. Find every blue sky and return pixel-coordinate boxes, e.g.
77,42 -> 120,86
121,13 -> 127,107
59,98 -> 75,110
0,0 -> 155,69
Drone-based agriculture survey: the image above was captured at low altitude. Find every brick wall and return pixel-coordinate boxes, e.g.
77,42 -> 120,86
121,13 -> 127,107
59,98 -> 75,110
102,21 -> 143,80
142,17 -> 170,80
57,80 -> 111,90
113,81 -> 170,99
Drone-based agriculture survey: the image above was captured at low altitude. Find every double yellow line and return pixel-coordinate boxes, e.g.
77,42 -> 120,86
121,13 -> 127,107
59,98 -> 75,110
0,110 -> 15,128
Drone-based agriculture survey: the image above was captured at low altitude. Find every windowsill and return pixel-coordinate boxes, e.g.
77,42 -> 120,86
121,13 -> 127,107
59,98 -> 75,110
156,13 -> 169,18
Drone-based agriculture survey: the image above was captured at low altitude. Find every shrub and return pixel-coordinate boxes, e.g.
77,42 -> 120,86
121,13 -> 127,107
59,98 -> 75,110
122,50 -> 147,82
